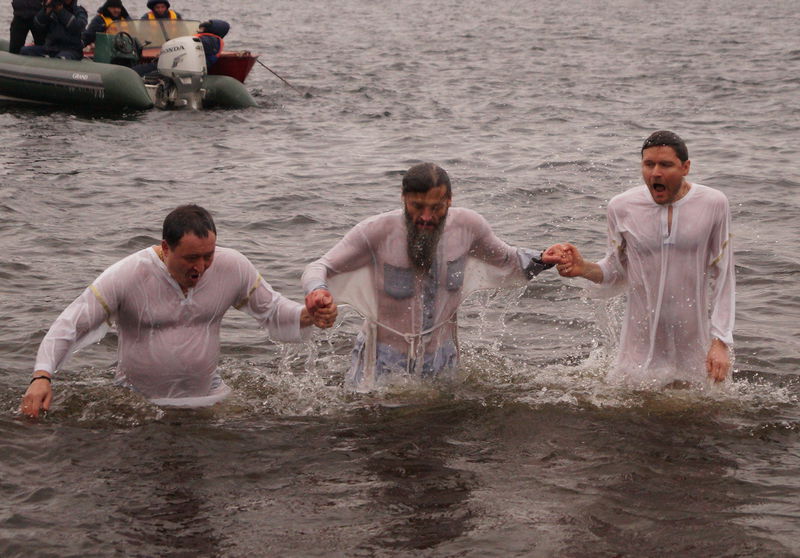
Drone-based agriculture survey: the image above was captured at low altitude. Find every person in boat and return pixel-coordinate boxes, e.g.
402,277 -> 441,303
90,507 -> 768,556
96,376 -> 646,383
81,0 -> 131,47
196,19 -> 229,69
9,0 -> 47,54
140,0 -> 180,20
556,131 -> 736,387
19,0 -> 88,60
131,18 -> 229,76
19,204 -> 338,418
302,162 -> 567,392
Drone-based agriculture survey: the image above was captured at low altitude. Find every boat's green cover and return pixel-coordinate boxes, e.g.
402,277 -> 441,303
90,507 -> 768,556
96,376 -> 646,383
0,50 -> 153,110
204,74 -> 257,109
0,40 -> 254,110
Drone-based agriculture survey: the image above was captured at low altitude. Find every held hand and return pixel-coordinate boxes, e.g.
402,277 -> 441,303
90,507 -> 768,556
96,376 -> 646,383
305,288 -> 332,313
556,243 -> 585,277
706,339 -> 731,382
305,289 -> 337,329
20,373 -> 53,419
312,302 -> 338,329
541,243 -> 569,265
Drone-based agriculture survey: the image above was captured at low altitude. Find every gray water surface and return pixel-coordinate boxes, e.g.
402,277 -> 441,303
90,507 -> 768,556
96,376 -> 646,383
1,0 -> 799,556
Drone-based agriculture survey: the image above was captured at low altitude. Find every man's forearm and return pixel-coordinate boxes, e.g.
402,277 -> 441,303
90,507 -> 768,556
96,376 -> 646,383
299,308 -> 313,328
711,337 -> 729,351
301,261 -> 330,295
581,262 -> 605,283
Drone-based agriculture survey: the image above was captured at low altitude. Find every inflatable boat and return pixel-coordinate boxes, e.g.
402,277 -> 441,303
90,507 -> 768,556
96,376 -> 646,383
0,31 -> 256,111
0,48 -> 154,109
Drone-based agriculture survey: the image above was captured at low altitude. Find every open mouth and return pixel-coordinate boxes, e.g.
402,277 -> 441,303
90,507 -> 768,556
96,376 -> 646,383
653,183 -> 666,192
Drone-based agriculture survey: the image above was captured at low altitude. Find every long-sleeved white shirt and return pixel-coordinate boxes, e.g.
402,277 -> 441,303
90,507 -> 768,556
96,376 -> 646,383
35,246 -> 308,405
302,207 -> 549,391
594,183 -> 735,385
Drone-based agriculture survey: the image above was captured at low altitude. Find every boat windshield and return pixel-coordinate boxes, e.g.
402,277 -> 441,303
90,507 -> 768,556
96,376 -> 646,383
105,20 -> 202,49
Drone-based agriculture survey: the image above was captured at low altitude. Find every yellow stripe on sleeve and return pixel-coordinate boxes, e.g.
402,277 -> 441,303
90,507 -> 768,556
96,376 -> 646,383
709,235 -> 731,268
234,273 -> 263,310
89,284 -> 113,327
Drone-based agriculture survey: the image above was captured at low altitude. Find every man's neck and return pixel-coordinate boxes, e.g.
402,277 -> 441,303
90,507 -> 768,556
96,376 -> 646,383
672,180 -> 691,204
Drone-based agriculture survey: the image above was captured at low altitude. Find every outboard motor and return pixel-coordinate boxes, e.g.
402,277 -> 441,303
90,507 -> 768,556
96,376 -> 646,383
147,36 -> 207,110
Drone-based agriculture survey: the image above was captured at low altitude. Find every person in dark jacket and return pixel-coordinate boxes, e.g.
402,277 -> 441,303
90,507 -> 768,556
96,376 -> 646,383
9,0 -> 47,54
19,0 -> 88,60
140,0 -> 180,20
131,19 -> 228,76
82,0 -> 130,46
196,19 -> 228,69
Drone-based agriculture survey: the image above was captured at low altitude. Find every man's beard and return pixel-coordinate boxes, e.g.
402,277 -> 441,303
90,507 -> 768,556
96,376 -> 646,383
405,208 -> 446,273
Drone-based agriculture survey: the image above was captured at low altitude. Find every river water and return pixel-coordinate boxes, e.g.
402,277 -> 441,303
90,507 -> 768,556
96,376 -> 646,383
1,0 -> 799,556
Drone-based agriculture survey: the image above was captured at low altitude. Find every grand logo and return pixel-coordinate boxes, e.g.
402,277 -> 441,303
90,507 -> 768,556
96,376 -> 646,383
71,73 -> 90,81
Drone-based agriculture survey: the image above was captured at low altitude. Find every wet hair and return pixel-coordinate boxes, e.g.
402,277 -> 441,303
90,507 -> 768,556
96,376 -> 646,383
401,163 -> 452,198
162,205 -> 216,249
641,130 -> 689,162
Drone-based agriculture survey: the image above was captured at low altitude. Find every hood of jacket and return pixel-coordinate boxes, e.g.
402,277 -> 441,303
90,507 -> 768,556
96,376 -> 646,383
199,19 -> 230,39
99,1 -> 131,20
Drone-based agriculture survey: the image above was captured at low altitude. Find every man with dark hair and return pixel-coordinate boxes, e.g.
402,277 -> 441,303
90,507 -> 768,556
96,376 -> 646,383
20,205 -> 337,417
303,162 -> 565,391
641,129 -> 689,162
557,131 -> 736,386
19,0 -> 87,60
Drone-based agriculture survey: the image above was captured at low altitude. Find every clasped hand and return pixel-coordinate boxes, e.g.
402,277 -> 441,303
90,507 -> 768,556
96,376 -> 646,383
305,289 -> 337,329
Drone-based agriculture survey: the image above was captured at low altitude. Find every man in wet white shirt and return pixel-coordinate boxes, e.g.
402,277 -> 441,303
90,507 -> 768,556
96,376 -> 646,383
303,162 -> 565,391
557,131 -> 735,386
21,204 -> 337,417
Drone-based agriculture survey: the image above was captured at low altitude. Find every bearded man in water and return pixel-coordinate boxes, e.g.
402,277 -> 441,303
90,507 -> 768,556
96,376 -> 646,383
303,162 -> 565,391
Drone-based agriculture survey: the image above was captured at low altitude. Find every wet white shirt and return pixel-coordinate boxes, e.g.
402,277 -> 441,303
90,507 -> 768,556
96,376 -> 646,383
303,207 -> 549,391
35,247 -> 308,405
595,183 -> 735,385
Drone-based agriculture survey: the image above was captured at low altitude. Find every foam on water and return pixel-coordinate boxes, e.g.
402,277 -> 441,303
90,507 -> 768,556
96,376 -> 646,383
5,309 -> 798,432
2,0 -> 799,554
